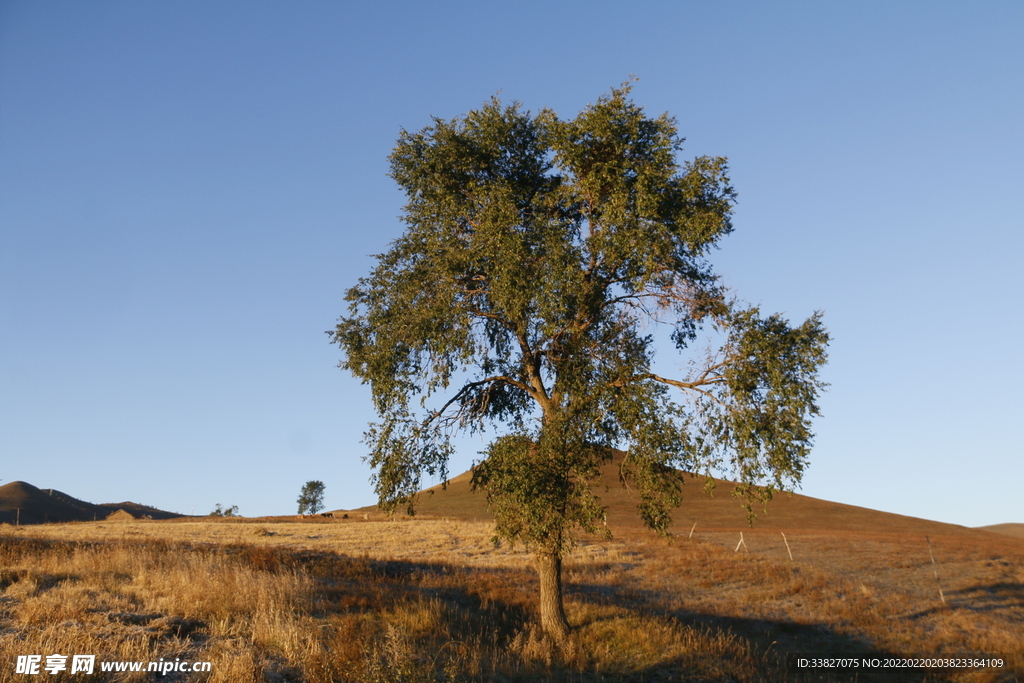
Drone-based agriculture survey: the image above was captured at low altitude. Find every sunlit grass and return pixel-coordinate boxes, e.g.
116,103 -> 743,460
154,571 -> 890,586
1,520 -> 1021,682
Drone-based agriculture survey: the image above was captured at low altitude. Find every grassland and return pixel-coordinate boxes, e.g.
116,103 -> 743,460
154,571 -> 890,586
1,517 -> 1021,682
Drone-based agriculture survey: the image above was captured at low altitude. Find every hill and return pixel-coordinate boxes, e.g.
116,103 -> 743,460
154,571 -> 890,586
0,481 -> 183,524
349,453 -> 987,536
977,522 -> 1024,538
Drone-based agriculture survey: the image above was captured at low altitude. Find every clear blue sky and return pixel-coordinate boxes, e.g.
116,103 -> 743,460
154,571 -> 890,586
1,1 -> 1020,527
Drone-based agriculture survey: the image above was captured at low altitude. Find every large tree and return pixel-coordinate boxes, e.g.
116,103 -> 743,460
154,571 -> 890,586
330,85 -> 829,641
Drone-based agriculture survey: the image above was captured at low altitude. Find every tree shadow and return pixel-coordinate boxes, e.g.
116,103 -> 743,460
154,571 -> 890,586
563,579 -> 973,683
3,535 -> 1002,682
947,581 -> 1024,612
293,548 -> 972,682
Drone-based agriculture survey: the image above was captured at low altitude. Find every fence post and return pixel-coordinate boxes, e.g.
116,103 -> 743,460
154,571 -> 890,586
781,532 -> 794,561
926,536 -> 946,605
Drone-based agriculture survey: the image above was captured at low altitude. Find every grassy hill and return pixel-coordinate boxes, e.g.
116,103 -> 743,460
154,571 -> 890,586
6,469 -> 1022,682
348,453 -> 985,536
0,480 -> 183,524
978,523 -> 1024,538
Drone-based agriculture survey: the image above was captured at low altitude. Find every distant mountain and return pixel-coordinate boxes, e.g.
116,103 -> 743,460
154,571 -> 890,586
97,500 -> 185,521
0,481 -> 183,525
977,523 -> 1024,539
350,451 -> 987,536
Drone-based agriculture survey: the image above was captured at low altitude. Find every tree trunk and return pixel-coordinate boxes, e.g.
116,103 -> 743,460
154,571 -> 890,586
536,551 -> 570,641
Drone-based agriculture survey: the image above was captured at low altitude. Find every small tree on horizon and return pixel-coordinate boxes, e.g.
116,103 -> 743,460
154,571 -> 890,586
297,480 -> 326,515
330,84 -> 829,642
210,504 -> 239,517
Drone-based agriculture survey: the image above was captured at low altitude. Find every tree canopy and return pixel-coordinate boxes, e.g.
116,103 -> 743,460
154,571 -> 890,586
330,84 -> 829,639
297,480 -> 326,515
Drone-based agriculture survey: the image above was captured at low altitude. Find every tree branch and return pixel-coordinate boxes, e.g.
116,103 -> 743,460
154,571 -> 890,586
516,332 -> 552,411
426,375 -> 532,425
641,372 -> 729,407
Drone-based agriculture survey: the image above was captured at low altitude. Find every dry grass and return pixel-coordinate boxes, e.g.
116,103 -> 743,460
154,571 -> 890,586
1,519 -> 1021,682
3,518 -> 533,568
573,529 -> 1024,682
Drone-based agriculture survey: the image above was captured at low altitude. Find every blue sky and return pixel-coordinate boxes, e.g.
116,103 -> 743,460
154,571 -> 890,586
1,1 -> 1020,527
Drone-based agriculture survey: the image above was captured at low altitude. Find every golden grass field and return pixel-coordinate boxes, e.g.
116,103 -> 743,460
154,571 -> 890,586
1,515 -> 1021,682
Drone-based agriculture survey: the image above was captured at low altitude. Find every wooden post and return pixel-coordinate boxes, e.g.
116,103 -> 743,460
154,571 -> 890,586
688,522 -> 697,540
781,532 -> 794,561
926,536 -> 946,605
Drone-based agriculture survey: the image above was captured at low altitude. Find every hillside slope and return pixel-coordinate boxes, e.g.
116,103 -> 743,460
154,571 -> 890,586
350,454 -> 984,536
977,523 -> 1024,539
0,481 -> 183,524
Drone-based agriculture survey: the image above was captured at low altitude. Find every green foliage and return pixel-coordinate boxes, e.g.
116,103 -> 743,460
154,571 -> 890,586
330,83 -> 829,555
297,480 -> 327,515
210,504 -> 239,517
473,434 -> 611,554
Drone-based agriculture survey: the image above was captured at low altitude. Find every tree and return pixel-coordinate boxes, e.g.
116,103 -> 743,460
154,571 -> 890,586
330,84 -> 829,642
210,504 -> 239,517
297,480 -> 326,515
